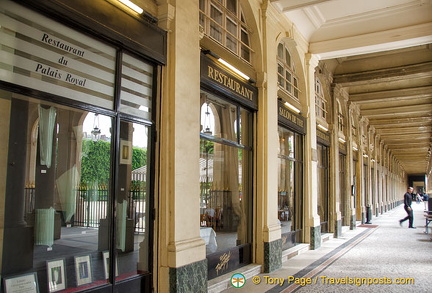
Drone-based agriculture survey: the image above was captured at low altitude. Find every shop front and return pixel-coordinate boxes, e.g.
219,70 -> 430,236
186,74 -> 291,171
277,101 -> 305,250
199,52 -> 257,280
0,1 -> 165,292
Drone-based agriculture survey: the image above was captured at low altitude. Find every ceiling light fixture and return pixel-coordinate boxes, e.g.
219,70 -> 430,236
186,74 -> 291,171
203,103 -> 212,135
202,50 -> 256,84
118,0 -> 143,14
284,102 -> 301,114
91,114 -> 101,142
317,124 -> 328,132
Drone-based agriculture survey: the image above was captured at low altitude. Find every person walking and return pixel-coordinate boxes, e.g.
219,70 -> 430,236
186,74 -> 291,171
423,192 -> 429,211
399,187 -> 416,229
416,193 -> 423,204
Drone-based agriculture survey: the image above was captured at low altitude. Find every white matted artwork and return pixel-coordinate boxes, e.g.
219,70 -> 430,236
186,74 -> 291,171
120,139 -> 132,165
102,251 -> 118,280
46,259 -> 66,292
4,272 -> 39,293
74,255 -> 92,286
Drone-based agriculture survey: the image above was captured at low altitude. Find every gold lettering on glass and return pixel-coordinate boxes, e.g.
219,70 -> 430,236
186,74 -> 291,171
215,251 -> 231,275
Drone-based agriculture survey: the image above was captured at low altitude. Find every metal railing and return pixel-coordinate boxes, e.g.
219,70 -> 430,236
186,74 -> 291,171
24,185 -> 147,233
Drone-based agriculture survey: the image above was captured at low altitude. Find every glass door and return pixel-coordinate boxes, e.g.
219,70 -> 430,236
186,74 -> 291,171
114,120 -> 152,282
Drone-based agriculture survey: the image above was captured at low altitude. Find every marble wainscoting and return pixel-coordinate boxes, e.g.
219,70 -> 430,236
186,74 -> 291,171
263,238 -> 282,273
310,225 -> 321,250
169,259 -> 207,293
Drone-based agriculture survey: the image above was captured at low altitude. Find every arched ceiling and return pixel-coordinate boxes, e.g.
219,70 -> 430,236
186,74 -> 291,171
271,0 -> 432,176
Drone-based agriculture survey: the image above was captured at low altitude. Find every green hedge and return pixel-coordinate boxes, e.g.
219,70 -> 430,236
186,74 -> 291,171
80,139 -> 147,185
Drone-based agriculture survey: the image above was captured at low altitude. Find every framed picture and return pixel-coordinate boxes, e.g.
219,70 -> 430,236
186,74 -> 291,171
46,259 -> 66,292
120,139 -> 132,165
102,251 -> 118,280
74,255 -> 92,286
4,272 -> 39,293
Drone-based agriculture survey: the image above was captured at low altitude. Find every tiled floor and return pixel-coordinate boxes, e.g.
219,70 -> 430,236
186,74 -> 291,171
220,202 -> 432,292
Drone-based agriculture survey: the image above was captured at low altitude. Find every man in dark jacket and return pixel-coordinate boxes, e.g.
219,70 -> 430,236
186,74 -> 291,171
399,187 -> 416,228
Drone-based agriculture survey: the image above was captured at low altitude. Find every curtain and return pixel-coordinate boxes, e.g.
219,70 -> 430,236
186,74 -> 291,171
35,207 -> 55,247
116,200 -> 127,251
56,165 -> 79,223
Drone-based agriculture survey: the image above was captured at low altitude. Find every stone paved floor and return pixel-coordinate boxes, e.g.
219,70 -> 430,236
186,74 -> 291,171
222,202 -> 432,292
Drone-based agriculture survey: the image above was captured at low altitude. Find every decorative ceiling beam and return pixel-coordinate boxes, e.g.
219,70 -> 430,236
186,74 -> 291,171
270,0 -> 331,11
349,86 -> 432,103
333,62 -> 432,85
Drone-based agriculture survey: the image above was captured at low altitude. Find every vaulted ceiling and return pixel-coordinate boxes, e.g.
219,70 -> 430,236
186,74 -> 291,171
271,0 -> 432,176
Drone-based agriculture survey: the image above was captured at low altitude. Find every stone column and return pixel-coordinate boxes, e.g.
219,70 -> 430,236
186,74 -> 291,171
255,2 -> 282,273
329,85 -> 342,237
158,1 -> 206,292
304,54 -> 321,249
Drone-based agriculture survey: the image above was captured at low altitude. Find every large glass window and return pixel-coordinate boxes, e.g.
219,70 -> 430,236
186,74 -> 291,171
0,91 -> 153,292
199,0 -> 252,63
317,144 -> 329,232
199,89 -> 253,277
0,93 -> 152,292
0,2 -> 156,292
278,126 -> 303,249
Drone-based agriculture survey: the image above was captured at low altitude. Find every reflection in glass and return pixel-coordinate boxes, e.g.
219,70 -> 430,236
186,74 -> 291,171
115,122 -> 151,278
278,126 -> 303,249
199,90 -> 252,256
1,92 -> 151,292
278,127 -> 295,235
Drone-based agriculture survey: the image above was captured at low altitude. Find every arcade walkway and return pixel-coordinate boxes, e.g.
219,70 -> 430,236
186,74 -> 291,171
221,202 -> 432,292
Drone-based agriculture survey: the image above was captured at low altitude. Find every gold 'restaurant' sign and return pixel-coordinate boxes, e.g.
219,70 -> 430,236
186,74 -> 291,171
201,54 -> 258,110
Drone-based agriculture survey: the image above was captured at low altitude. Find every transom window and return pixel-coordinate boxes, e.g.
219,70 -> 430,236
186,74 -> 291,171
315,78 -> 327,120
337,100 -> 345,133
200,0 -> 252,63
277,43 -> 299,99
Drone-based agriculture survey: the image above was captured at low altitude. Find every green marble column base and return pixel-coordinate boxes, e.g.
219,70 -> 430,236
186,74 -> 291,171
334,219 -> 342,238
169,259 -> 207,293
350,215 -> 356,230
310,225 -> 321,250
264,239 -> 282,273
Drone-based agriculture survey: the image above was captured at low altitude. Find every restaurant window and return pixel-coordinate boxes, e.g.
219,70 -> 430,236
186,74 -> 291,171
278,126 -> 303,249
0,2 -> 157,290
0,92 -> 153,292
277,43 -> 299,100
199,89 -> 253,278
199,0 -> 252,63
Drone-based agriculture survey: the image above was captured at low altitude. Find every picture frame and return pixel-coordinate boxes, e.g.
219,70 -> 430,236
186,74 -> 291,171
120,139 -> 132,165
3,272 -> 39,293
102,251 -> 118,280
74,255 -> 92,286
46,259 -> 66,292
